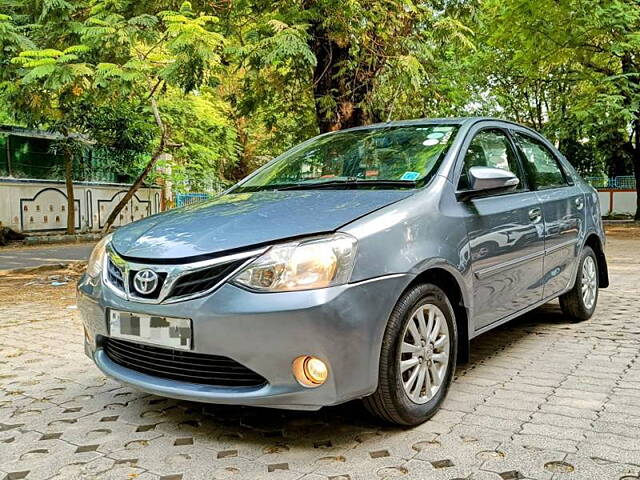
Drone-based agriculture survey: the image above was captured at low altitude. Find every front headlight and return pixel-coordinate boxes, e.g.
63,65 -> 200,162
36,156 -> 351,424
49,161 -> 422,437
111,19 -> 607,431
232,233 -> 357,292
86,234 -> 112,279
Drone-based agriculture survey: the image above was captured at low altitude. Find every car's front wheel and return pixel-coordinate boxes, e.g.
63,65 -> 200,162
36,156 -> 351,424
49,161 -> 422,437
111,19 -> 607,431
364,283 -> 457,425
559,246 -> 599,321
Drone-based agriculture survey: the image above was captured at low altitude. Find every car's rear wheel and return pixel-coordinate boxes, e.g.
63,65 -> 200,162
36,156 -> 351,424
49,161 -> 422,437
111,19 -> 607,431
363,283 -> 457,425
559,246 -> 599,322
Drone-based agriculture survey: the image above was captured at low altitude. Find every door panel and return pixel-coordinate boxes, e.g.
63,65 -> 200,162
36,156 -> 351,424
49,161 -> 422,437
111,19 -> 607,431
536,186 -> 585,297
511,131 -> 585,298
457,128 -> 545,330
465,193 -> 545,328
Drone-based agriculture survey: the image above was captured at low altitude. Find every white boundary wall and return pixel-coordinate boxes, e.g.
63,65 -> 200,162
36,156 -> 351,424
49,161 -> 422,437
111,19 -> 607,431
1,180 -> 634,232
0,178 -> 162,233
597,190 -> 637,215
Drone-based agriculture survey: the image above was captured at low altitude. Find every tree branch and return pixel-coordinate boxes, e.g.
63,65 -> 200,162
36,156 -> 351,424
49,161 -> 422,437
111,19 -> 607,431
101,81 -> 181,232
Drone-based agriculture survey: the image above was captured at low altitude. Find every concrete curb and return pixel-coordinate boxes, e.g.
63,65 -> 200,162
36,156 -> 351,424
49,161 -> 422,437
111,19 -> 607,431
0,261 -> 87,276
23,233 -> 103,246
602,219 -> 639,224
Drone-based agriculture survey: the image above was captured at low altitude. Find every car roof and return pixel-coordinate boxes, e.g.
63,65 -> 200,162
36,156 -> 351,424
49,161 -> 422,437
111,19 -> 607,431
335,117 -> 529,132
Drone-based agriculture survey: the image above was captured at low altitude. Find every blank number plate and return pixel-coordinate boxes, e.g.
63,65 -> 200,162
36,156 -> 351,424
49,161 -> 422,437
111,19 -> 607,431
109,310 -> 192,350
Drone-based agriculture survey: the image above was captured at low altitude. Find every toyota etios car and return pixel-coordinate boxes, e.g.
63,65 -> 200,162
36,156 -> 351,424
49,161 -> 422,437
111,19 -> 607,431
78,117 -> 608,425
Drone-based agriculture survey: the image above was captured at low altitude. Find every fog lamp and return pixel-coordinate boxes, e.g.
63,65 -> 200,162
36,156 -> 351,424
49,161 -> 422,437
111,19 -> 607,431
292,355 -> 328,387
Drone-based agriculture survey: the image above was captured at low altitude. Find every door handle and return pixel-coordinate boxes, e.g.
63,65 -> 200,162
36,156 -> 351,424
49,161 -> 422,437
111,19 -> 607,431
528,207 -> 542,223
575,197 -> 584,210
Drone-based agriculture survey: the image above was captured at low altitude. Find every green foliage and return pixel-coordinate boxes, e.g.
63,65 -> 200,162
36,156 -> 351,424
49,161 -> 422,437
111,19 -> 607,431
158,4 -> 225,93
158,87 -> 237,190
0,14 -> 34,84
463,0 -> 640,177
0,0 -> 638,209
0,0 -> 236,189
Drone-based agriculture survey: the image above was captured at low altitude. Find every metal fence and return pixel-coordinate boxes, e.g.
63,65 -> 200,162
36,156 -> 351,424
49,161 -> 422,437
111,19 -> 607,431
585,176 -> 636,190
174,181 -> 230,208
175,192 -> 213,207
174,177 -> 635,207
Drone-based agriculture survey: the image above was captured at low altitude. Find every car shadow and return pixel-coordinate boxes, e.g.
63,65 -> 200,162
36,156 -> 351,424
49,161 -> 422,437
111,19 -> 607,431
466,299 -> 572,365
133,301 -> 577,439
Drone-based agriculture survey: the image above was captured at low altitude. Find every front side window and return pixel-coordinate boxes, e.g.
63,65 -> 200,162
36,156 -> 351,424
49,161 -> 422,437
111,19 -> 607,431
458,129 -> 524,191
233,125 -> 459,192
513,133 -> 567,190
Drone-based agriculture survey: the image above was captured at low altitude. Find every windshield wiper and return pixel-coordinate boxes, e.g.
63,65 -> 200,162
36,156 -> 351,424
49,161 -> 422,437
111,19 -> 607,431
277,179 -> 417,190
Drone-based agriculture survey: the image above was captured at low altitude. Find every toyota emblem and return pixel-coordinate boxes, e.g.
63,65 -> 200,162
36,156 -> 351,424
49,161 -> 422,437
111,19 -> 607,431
133,269 -> 159,295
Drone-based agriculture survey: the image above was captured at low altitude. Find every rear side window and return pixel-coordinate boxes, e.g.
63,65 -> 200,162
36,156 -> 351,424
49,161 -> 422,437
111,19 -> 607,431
458,129 -> 524,191
513,133 -> 567,190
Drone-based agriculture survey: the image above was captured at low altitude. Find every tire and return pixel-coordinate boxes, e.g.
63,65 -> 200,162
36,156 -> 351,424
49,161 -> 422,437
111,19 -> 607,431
559,246 -> 599,322
363,283 -> 457,426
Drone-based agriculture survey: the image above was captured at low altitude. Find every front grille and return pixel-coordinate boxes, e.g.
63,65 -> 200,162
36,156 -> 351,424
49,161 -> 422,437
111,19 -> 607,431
107,258 -> 125,291
167,260 -> 245,300
104,338 -> 267,387
104,252 -> 247,303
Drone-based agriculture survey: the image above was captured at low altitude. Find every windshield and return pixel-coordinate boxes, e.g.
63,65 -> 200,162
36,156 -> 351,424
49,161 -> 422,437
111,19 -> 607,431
233,124 -> 459,192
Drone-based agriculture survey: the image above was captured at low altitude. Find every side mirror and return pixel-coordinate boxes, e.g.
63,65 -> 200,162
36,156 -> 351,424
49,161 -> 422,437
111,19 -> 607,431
457,166 -> 520,200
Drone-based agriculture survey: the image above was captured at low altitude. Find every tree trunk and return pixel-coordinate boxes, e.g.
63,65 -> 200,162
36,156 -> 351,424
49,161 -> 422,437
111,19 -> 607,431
620,53 -> 640,221
633,116 -> 640,221
311,29 -> 370,133
64,151 -> 75,234
101,93 -> 180,233
229,116 -> 252,181
101,141 -> 166,233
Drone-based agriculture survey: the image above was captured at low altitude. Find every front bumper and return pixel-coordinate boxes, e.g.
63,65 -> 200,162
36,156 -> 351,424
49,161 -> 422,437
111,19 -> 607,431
78,273 -> 411,410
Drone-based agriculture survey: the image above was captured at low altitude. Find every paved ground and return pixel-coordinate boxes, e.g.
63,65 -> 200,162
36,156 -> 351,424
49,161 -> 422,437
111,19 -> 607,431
1,235 -> 639,480
0,243 -> 95,271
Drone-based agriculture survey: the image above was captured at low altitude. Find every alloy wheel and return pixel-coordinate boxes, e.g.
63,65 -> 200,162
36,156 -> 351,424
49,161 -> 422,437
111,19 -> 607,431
581,255 -> 597,310
399,303 -> 450,404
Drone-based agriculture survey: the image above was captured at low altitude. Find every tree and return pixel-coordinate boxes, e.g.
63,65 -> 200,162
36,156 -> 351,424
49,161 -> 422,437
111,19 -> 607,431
460,0 -> 640,217
1,1 -> 231,232
94,1 -> 228,230
2,0 -> 638,223
215,0 -> 475,179
7,44 -> 96,233
157,87 -> 237,191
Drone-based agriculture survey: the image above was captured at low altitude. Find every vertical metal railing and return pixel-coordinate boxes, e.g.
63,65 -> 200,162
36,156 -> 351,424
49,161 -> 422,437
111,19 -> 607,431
174,182 -> 229,208
585,176 -> 636,190
175,192 -> 212,207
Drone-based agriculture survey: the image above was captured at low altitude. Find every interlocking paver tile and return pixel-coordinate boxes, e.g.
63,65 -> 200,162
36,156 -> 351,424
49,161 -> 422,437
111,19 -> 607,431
529,412 -> 593,430
480,444 -> 562,480
538,403 -> 599,420
1,236 -> 639,479
561,453 -> 640,479
520,423 -> 587,442
511,432 -> 580,454
473,404 -> 532,422
462,412 -> 524,432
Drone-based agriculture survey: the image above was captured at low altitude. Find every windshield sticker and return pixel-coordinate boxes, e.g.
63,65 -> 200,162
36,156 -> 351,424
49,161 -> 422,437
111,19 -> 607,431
427,132 -> 445,139
401,171 -> 420,181
422,138 -> 440,146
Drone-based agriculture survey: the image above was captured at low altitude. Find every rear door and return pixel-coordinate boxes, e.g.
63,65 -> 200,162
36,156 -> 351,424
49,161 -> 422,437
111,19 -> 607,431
511,130 -> 585,299
457,126 -> 545,330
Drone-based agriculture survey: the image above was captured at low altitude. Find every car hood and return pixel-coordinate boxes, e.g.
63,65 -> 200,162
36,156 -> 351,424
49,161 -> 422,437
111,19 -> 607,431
111,189 -> 414,260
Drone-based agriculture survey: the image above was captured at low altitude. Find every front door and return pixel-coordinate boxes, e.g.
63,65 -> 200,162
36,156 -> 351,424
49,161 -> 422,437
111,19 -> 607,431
511,131 -> 585,298
458,128 -> 545,329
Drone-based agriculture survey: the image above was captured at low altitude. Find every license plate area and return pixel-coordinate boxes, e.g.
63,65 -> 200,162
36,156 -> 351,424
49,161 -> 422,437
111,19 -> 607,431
108,310 -> 192,350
